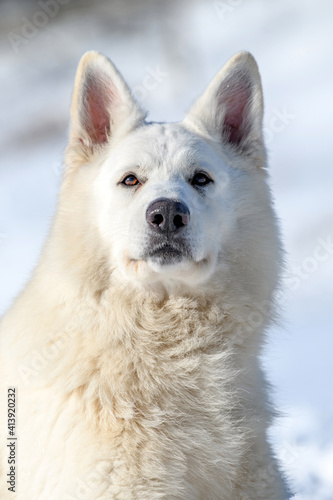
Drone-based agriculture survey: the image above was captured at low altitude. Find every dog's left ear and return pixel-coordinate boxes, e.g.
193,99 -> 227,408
184,52 -> 264,154
68,51 -> 146,161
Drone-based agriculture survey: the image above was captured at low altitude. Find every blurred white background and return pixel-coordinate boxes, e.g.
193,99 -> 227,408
0,0 -> 332,497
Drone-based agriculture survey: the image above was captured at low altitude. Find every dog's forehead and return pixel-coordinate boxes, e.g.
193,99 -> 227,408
136,122 -> 194,152
113,123 -> 208,177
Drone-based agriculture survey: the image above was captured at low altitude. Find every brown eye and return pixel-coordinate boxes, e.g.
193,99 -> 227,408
122,174 -> 139,186
191,172 -> 213,187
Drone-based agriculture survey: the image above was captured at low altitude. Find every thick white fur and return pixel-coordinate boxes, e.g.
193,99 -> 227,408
0,51 -> 289,499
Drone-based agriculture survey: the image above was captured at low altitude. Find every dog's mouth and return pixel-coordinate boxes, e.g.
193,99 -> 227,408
149,244 -> 183,262
125,239 -> 213,283
145,241 -> 191,265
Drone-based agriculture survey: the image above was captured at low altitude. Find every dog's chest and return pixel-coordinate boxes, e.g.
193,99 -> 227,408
12,338 -> 242,500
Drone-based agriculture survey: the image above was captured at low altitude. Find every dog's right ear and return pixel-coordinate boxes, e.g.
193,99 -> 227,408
67,51 -> 146,163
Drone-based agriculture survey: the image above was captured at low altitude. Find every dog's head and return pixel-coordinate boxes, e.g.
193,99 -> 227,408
60,51 -> 280,297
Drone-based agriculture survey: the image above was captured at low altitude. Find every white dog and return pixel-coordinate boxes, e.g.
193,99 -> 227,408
0,51 -> 289,499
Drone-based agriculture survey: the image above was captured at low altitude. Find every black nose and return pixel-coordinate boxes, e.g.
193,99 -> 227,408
146,198 -> 190,234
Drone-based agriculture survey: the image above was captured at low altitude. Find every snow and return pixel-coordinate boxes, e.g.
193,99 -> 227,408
1,0 -> 333,496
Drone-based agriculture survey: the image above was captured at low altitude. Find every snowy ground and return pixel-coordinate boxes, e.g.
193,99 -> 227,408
1,0 -> 333,497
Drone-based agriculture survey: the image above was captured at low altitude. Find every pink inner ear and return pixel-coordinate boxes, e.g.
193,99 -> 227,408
218,78 -> 251,146
83,72 -> 119,145
87,91 -> 110,144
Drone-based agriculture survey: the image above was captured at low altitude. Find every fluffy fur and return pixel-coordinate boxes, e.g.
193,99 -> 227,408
0,51 -> 289,499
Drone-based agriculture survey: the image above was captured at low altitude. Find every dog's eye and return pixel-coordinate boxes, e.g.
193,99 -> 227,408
121,174 -> 139,186
191,172 -> 213,187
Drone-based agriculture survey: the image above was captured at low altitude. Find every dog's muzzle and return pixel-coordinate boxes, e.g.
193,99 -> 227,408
145,198 -> 191,264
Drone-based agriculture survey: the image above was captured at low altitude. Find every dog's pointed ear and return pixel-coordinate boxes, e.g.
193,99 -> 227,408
68,51 -> 146,160
184,52 -> 264,154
